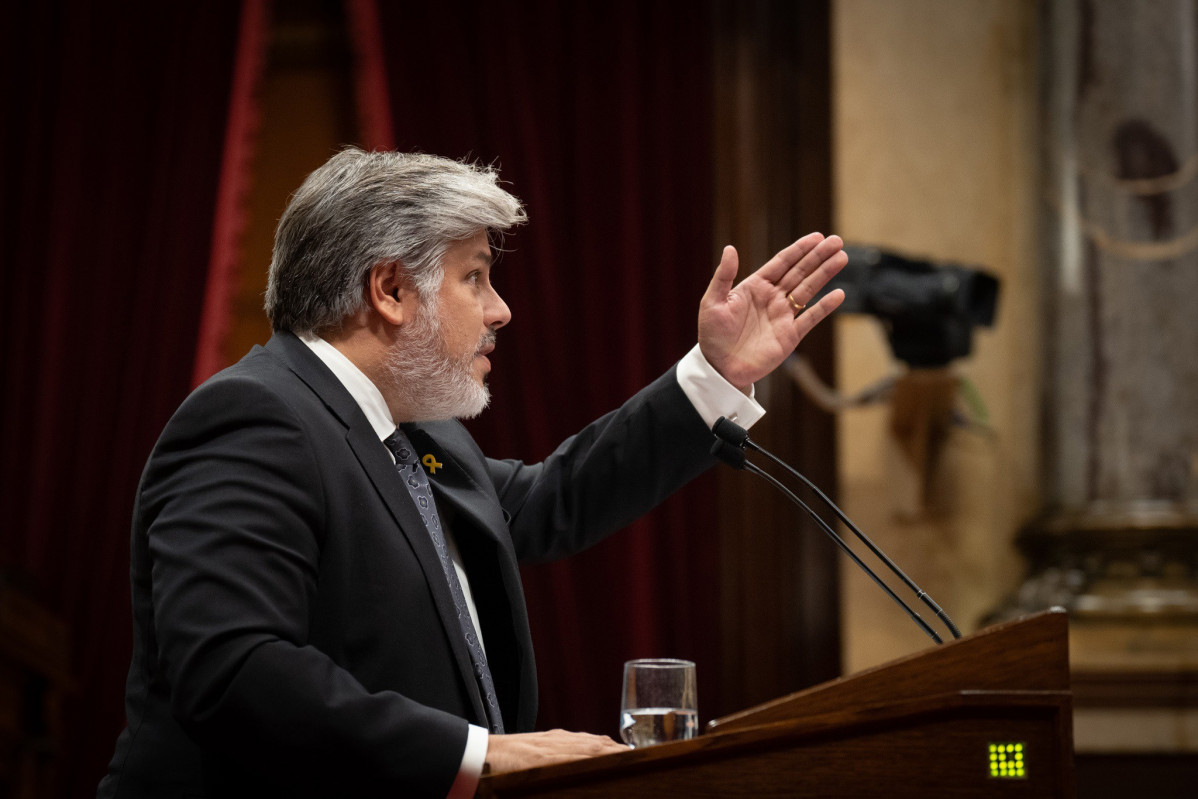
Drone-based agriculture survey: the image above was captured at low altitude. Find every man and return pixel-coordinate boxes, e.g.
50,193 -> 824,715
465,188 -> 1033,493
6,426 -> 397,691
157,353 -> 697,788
99,148 -> 846,797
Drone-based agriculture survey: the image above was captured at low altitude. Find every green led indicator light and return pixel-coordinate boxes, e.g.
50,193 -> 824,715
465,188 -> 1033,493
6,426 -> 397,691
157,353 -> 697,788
988,742 -> 1027,779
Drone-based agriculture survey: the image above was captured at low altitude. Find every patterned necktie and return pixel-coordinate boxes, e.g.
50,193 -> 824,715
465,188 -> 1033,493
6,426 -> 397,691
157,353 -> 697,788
382,429 -> 505,734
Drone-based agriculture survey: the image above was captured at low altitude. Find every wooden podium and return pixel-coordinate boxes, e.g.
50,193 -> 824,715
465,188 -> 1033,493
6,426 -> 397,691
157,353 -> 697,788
478,610 -> 1075,797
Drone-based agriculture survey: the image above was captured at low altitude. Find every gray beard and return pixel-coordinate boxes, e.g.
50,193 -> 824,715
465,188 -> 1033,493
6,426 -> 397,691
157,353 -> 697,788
382,300 -> 491,422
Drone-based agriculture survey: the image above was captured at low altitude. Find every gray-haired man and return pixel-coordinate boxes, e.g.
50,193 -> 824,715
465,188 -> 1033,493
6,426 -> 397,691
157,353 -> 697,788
99,148 -> 846,797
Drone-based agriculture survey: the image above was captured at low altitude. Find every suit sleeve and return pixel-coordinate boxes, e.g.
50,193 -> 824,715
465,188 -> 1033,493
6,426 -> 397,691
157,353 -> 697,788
485,368 -> 718,563
141,373 -> 467,796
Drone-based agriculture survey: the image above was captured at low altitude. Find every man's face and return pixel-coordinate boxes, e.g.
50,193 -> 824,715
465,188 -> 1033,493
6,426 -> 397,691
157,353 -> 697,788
433,230 -> 511,386
382,230 -> 511,422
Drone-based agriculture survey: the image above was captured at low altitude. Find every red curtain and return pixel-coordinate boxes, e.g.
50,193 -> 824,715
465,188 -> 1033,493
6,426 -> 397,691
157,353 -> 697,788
0,2 -> 254,794
354,0 -> 724,736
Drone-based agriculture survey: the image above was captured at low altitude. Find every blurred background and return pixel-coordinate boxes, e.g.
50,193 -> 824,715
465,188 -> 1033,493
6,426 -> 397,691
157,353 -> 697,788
2,1 -> 1195,796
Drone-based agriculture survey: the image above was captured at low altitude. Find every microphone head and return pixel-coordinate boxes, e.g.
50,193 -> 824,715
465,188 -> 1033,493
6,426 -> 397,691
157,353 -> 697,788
712,416 -> 750,447
710,438 -> 747,469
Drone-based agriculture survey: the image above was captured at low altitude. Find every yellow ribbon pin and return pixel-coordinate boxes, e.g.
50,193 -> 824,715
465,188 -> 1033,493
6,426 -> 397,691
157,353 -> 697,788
421,454 -> 443,474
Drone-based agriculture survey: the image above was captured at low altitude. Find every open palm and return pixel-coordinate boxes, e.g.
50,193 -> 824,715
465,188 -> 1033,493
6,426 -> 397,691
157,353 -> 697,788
698,233 -> 847,389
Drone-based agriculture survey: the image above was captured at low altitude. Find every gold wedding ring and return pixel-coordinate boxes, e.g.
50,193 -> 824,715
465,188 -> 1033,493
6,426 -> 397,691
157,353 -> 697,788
786,292 -> 805,314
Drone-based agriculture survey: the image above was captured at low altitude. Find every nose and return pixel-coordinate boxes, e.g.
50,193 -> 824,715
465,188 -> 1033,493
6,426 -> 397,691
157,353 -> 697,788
486,286 -> 511,330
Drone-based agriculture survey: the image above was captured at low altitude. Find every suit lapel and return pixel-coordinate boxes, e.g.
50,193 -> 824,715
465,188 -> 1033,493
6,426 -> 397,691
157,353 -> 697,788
405,424 -> 534,730
404,429 -> 508,543
265,333 -> 490,727
349,427 -> 493,727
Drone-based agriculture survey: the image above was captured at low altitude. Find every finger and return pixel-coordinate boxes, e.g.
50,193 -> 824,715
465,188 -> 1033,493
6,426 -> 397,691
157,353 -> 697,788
792,287 -> 845,340
781,247 -> 847,308
776,234 -> 845,295
591,737 -> 632,754
701,245 -> 739,306
753,232 -> 825,285
550,733 -> 626,759
547,730 -> 623,751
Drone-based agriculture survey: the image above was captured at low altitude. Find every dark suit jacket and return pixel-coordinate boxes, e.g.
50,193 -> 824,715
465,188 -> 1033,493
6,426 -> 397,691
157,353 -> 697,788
98,332 -> 716,798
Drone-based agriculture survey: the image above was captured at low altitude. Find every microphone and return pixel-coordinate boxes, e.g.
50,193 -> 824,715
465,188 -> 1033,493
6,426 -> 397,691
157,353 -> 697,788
711,437 -> 943,643
712,416 -> 750,448
709,437 -> 748,470
712,417 -> 961,643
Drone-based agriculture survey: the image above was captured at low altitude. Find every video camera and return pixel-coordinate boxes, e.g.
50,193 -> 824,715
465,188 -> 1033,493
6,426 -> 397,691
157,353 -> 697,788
817,246 -> 1001,367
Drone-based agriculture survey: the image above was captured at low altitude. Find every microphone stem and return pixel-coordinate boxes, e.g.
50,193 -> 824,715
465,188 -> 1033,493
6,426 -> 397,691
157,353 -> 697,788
743,462 -> 944,645
749,444 -> 962,640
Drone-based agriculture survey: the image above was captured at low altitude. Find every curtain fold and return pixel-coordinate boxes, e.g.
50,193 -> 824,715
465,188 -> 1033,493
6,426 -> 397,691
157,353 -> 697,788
191,0 -> 269,387
1,2 -> 256,794
356,0 -> 722,736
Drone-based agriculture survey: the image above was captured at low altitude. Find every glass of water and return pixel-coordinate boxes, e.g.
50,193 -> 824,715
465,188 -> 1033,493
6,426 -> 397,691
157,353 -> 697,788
619,658 -> 698,747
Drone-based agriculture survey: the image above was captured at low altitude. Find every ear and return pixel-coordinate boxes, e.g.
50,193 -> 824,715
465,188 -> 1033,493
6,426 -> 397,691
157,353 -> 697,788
366,260 -> 418,327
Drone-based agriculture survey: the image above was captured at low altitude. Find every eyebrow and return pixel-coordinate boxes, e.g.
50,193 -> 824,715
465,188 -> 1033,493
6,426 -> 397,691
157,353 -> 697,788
474,250 -> 494,266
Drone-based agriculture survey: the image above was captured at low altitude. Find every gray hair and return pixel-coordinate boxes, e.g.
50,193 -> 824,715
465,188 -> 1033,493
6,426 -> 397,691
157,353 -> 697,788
265,147 -> 526,333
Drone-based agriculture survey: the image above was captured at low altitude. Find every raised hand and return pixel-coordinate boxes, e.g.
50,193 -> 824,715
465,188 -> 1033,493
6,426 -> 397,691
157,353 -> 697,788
697,233 -> 847,389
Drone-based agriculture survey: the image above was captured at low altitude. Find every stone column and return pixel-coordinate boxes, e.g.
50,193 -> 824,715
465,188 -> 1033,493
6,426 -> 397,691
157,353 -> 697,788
998,0 -> 1198,761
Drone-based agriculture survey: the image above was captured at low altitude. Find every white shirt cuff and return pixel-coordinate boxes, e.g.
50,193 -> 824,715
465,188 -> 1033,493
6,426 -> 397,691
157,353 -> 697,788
675,345 -> 766,430
447,724 -> 488,799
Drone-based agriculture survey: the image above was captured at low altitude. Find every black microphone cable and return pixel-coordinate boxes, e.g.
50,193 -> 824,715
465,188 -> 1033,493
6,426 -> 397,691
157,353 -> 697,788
712,418 -> 962,642
710,439 -> 944,645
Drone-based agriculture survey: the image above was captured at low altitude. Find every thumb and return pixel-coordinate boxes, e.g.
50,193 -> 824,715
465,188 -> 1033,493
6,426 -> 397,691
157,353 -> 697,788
702,245 -> 738,306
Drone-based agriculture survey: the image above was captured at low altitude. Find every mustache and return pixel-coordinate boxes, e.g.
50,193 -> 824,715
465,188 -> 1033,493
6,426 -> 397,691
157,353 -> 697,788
477,331 -> 497,353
